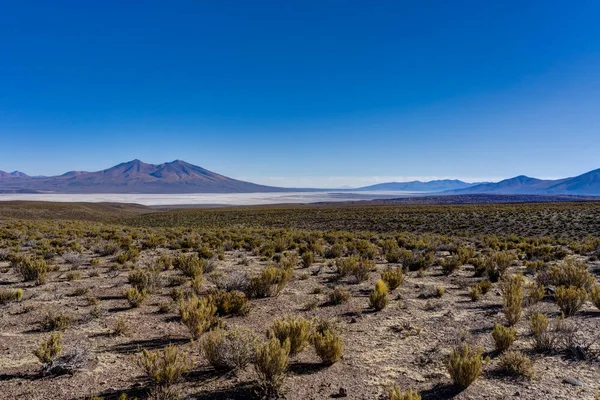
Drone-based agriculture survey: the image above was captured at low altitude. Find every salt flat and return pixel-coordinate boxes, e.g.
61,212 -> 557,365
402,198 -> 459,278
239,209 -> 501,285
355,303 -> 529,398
0,191 -> 421,206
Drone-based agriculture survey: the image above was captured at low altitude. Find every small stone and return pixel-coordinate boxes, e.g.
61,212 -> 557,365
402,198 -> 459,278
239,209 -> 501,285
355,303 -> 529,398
562,377 -> 584,387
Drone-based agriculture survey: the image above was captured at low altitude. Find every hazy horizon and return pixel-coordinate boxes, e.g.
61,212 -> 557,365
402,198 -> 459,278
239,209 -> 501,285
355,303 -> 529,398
0,157 -> 578,189
2,2 -> 600,187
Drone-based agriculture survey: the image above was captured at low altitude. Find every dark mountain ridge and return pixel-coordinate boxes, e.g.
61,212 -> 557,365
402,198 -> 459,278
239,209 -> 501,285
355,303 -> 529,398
0,160 -> 289,194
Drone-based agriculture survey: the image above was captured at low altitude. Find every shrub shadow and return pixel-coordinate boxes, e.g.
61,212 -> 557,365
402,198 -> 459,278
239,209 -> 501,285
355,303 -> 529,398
470,325 -> 493,335
107,306 -> 131,313
98,295 -> 125,300
0,371 -> 42,381
182,366 -> 224,382
287,362 -> 328,376
192,381 -> 259,400
80,386 -> 148,400
467,303 -> 501,311
107,337 -> 189,354
420,383 -> 462,399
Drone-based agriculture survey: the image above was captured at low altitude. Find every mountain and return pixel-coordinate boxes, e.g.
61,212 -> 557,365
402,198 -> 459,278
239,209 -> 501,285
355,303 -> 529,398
546,168 -> 600,195
449,175 -> 562,194
0,160 -> 289,194
0,170 -> 30,178
2,161 -> 600,195
447,169 -> 600,196
358,179 -> 479,192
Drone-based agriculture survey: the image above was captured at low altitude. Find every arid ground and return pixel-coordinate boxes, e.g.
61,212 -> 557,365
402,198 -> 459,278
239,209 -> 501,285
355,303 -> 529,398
1,201 -> 599,400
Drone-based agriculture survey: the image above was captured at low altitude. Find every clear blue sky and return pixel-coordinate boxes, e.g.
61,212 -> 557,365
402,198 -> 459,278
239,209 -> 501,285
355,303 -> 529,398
1,1 -> 599,188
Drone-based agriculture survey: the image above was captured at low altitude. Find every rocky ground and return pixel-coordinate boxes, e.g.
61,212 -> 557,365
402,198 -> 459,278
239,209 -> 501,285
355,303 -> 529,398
1,243 -> 599,400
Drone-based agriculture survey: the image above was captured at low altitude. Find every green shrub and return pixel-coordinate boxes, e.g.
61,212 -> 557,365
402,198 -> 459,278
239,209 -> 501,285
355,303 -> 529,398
328,287 -> 350,305
14,255 -> 47,284
191,273 -> 203,294
208,289 -> 249,316
34,333 -> 62,364
471,256 -> 488,277
279,252 -> 298,270
268,316 -> 313,357
137,344 -> 190,388
446,345 -> 486,389
526,282 -> 545,306
254,338 -> 290,397
485,251 -> 515,281
175,253 -> 204,279
470,285 -> 482,301
546,259 -> 593,290
589,284 -> 600,310
125,287 -> 148,308
178,294 -> 220,340
402,250 -> 434,271
369,279 -> 388,311
555,285 -> 587,317
529,312 -> 556,352
247,266 -> 291,298
491,324 -> 516,352
500,274 -> 524,326
94,240 -> 119,256
388,386 -> 422,400
381,267 -> 404,290
201,328 -> 256,371
170,287 -> 184,302
311,329 -> 343,365
301,252 -> 313,268
335,256 -> 358,278
41,311 -> 73,331
113,317 -> 131,336
440,255 -> 462,275
353,258 -> 374,283
498,350 -> 534,378
66,271 -> 81,281
325,242 -> 345,259
456,246 -> 476,264
385,246 -> 403,264
478,280 -> 493,295
0,288 -> 23,305
14,287 -> 24,301
418,285 -> 445,299
116,247 -> 140,265
128,267 -> 162,293
354,239 -> 379,259
157,254 -> 175,270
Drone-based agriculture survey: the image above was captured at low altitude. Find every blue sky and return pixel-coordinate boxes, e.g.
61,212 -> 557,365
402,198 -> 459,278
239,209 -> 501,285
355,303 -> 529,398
1,1 -> 599,188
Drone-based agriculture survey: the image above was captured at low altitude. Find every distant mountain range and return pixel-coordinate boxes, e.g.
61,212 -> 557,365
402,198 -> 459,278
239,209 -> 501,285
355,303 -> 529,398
0,171 -> 30,178
0,160 -> 287,194
447,169 -> 600,195
357,179 -> 482,192
1,160 -> 600,195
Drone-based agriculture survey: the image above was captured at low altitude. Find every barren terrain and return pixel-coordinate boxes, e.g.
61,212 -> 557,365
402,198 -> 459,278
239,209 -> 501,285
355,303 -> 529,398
1,201 -> 599,400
